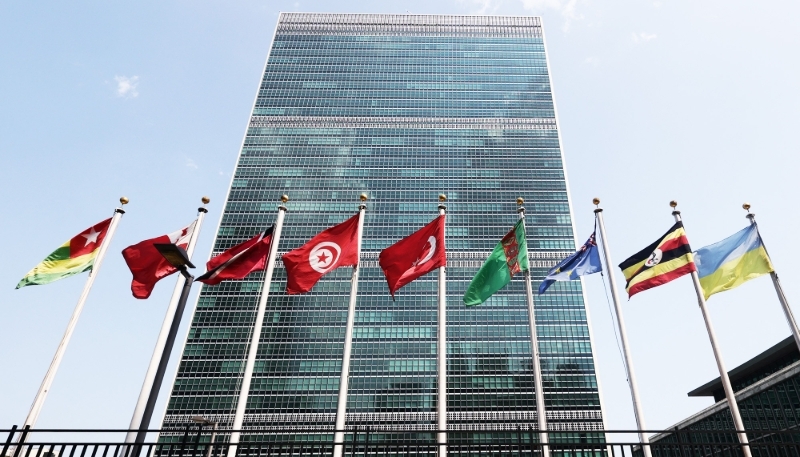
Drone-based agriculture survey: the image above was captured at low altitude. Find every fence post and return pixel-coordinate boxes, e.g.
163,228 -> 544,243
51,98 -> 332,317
194,425 -> 204,457
528,425 -> 535,457
673,427 -> 684,457
180,425 -> 191,457
350,429 -> 357,457
12,426 -> 30,457
168,425 -> 190,457
2,425 -> 17,457
11,427 -> 800,457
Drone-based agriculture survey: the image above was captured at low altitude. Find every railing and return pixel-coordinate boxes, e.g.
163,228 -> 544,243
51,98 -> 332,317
2,427 -> 799,457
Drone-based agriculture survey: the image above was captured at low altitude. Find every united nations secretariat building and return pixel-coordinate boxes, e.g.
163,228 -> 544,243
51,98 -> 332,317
159,13 -> 605,448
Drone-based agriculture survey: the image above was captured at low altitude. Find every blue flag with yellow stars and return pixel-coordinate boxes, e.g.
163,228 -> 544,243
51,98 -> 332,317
538,232 -> 602,294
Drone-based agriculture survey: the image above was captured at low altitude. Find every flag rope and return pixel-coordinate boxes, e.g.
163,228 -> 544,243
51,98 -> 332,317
595,215 -> 629,383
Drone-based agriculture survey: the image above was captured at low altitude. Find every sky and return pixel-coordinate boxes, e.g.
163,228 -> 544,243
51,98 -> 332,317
1,0 -> 799,438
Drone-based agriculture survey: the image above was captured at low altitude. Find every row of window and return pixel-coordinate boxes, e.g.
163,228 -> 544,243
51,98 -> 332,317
254,101 -> 554,111
258,90 -> 554,101
263,64 -> 550,75
192,283 -> 586,301
171,368 -> 600,394
189,312 -> 586,329
243,130 -> 560,138
260,73 -> 551,83
243,139 -> 560,148
269,48 -> 547,57
229,177 -> 565,191
272,35 -> 545,46
166,393 -> 600,414
190,309 -> 586,322
267,58 -> 548,69
240,148 -> 561,158
228,191 -> 569,207
251,108 -> 557,117
261,82 -> 551,92
194,290 -> 585,303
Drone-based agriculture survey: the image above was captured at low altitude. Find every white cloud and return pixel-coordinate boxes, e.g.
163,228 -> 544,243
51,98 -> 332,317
185,157 -> 198,169
632,32 -> 657,43
114,75 -> 139,98
521,0 -> 584,32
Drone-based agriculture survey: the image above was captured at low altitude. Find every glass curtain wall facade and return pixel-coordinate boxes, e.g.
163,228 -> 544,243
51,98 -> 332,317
162,13 -> 604,442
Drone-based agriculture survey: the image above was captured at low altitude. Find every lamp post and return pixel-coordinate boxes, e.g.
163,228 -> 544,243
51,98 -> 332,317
134,244 -> 196,447
191,416 -> 218,457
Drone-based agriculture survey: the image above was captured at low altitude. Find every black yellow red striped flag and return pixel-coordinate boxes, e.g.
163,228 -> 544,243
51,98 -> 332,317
618,222 -> 696,297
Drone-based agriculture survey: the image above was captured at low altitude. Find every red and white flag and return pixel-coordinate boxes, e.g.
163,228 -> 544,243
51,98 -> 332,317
122,220 -> 197,299
379,215 -> 446,297
282,214 -> 360,294
196,226 -> 274,285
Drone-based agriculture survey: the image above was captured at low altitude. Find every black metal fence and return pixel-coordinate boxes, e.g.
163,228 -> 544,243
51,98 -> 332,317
3,427 -> 800,457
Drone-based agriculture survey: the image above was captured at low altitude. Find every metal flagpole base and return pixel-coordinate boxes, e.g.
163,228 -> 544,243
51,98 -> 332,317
672,204 -> 751,457
333,195 -> 367,457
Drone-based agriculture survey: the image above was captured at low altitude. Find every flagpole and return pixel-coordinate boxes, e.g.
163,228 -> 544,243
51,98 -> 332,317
517,198 -> 550,457
671,201 -> 751,457
127,197 -> 209,445
742,203 -> 800,352
22,197 -> 128,435
333,194 -> 367,457
437,195 -> 447,457
593,199 -> 651,457
227,195 -> 289,457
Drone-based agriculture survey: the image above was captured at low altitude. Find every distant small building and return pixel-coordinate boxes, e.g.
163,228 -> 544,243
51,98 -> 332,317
649,336 -> 800,445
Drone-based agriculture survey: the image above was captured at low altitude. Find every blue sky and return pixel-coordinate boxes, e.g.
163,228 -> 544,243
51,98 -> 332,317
1,0 -> 799,435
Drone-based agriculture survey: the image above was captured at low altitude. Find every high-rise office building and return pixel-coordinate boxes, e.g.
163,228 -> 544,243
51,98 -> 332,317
162,13 -> 604,441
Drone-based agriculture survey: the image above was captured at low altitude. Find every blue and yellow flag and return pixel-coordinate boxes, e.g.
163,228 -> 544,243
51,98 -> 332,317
695,225 -> 774,300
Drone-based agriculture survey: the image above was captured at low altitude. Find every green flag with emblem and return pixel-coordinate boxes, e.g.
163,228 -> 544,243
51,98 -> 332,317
463,219 -> 529,306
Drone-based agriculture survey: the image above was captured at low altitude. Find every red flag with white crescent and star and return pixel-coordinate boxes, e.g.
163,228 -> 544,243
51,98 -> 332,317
121,220 -> 197,299
282,214 -> 360,294
379,215 -> 446,298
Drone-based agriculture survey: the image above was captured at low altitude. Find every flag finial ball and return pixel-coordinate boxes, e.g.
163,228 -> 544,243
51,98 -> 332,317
280,194 -> 289,203
670,200 -> 678,208
359,193 -> 368,202
516,197 -> 524,205
201,196 -> 210,205
743,202 -> 751,211
120,196 -> 129,205
592,198 -> 600,206
439,194 -> 447,202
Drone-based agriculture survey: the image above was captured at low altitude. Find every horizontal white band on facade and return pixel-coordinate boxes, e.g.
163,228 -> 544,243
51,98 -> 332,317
200,251 -> 570,272
449,421 -> 604,432
355,251 -> 573,260
249,115 -> 557,130
162,409 -> 602,432
277,13 -> 542,38
251,260 -> 562,270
